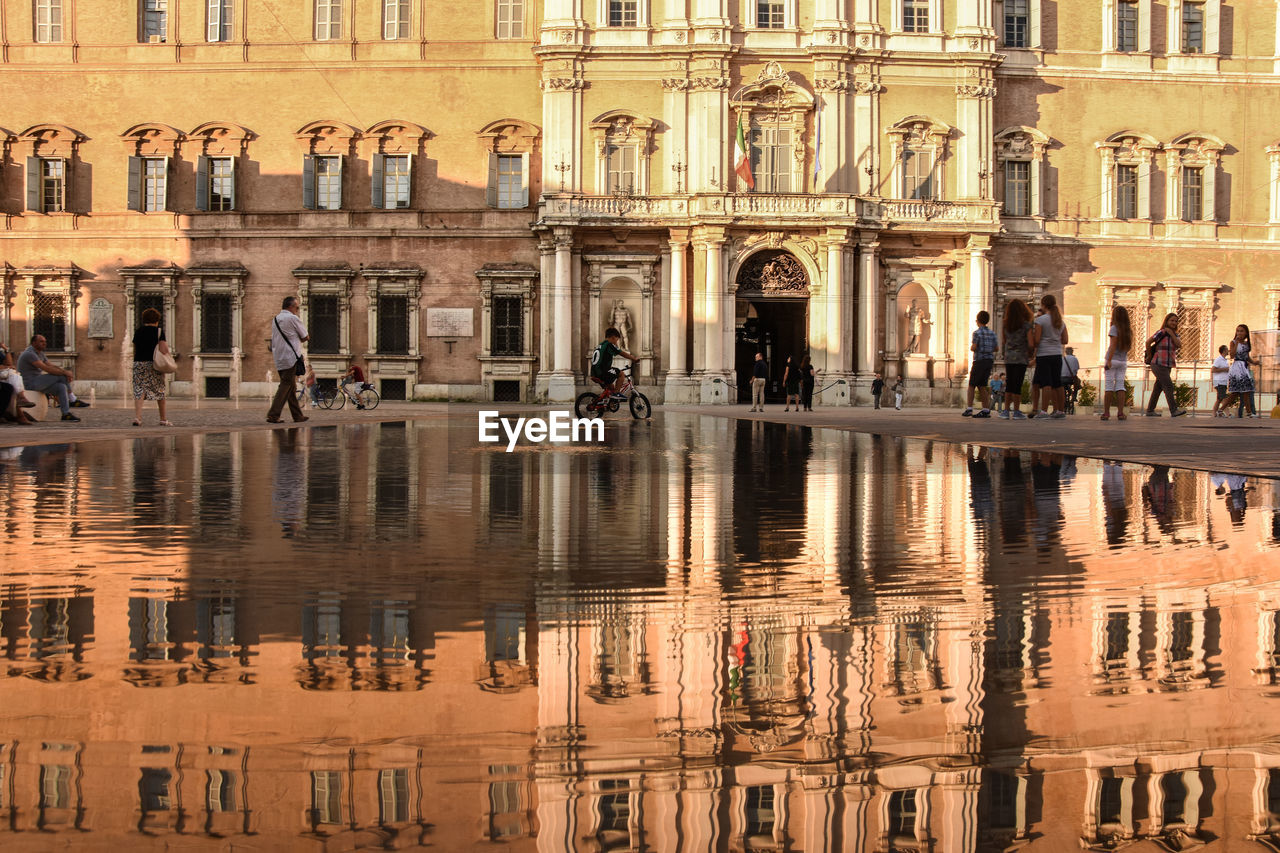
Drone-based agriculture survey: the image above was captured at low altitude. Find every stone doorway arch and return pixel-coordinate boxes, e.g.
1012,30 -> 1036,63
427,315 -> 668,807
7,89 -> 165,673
734,250 -> 810,402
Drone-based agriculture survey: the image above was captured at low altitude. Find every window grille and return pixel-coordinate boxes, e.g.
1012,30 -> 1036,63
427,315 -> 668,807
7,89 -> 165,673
201,293 -> 233,353
137,293 -> 165,327
491,295 -> 523,356
377,296 -> 410,354
33,291 -> 68,351
309,295 -> 340,353
1004,0 -> 1028,46
1175,303 -> 1207,360
1115,164 -> 1138,219
902,0 -> 929,32
492,380 -> 521,402
380,378 -> 406,400
1004,160 -> 1030,215
204,376 -> 230,398
608,0 -> 637,27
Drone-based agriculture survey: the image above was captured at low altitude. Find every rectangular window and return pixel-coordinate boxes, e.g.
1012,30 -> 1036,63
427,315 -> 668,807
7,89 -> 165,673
496,154 -> 524,209
1116,0 -> 1138,52
208,157 -> 234,211
33,291 -> 68,351
488,777 -> 524,840
142,0 -> 168,42
207,770 -> 236,812
38,157 -> 65,213
888,790 -> 917,837
606,144 -> 636,194
377,296 -> 410,354
140,768 -> 172,811
207,0 -> 232,41
1105,612 -> 1129,663
597,780 -> 630,835
137,293 -> 165,326
382,155 -> 411,209
201,293 -> 233,353
608,0 -> 637,27
311,771 -> 342,825
496,0 -> 523,38
40,765 -> 70,809
745,785 -> 776,838
492,295 -> 523,356
902,0 -> 929,33
379,769 -> 409,824
315,0 -> 342,40
1181,166 -> 1203,220
1182,2 -> 1204,53
310,295 -> 341,353
314,156 -> 342,210
986,771 -> 1019,829
1004,160 -> 1030,215
1003,0 -> 1028,47
1176,304 -> 1205,359
1115,164 -> 1138,219
903,149 -> 934,200
384,0 -> 409,38
143,158 -> 167,212
756,0 -> 784,28
1099,777 -> 1124,826
750,126 -> 792,193
35,0 -> 63,42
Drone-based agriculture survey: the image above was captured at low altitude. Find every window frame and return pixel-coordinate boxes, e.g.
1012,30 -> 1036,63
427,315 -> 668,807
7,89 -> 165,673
495,0 -> 524,38
27,156 -> 67,213
372,153 -> 412,210
304,154 -> 344,211
901,0 -> 930,33
34,0 -> 64,43
1003,160 -> 1030,216
140,0 -> 168,43
1181,1 -> 1204,53
1096,132 -> 1158,222
1115,164 -> 1138,220
887,117 -> 950,202
608,0 -> 639,27
207,0 -> 233,42
314,0 -> 343,40
126,156 -> 169,213
1163,133 -> 1222,224
197,155 -> 236,212
383,0 -> 410,39
294,266 -> 355,362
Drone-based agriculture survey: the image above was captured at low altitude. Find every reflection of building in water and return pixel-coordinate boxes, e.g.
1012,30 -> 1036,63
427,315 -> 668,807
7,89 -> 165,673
2,423 -> 1280,848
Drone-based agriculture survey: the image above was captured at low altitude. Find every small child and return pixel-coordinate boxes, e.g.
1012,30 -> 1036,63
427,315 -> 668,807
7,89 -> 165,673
990,372 -> 1006,417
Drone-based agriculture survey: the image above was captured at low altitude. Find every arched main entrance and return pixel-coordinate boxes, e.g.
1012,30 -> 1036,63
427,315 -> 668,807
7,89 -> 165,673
734,250 -> 809,403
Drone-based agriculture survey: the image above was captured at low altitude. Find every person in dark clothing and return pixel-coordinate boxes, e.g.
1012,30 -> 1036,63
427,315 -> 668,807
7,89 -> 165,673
870,373 -> 884,409
782,356 -> 800,411
799,355 -> 816,411
750,352 -> 768,412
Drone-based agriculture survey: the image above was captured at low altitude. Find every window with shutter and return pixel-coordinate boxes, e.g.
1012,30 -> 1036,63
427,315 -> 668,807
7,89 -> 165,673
1115,164 -> 1138,220
314,156 -> 342,210
207,0 -> 232,42
495,154 -> 524,208
384,0 -> 409,39
382,155 -> 411,209
1003,160 -> 1030,216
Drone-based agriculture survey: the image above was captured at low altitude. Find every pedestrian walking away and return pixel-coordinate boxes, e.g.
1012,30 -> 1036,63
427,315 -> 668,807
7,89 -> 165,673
267,296 -> 311,424
1144,313 -> 1186,417
798,355 -> 816,411
1000,298 -> 1033,420
1101,305 -> 1132,421
1028,293 -> 1068,419
782,355 -> 800,412
1211,344 -> 1230,417
750,352 -> 767,412
871,373 -> 885,409
131,307 -> 173,426
963,310 -> 996,418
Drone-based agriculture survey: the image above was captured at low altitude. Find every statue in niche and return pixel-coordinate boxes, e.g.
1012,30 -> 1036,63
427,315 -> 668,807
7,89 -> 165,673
611,299 -> 634,353
905,299 -> 931,354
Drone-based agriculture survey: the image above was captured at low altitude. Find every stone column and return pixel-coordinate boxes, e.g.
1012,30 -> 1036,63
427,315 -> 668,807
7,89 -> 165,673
694,227 -> 730,403
823,228 -> 852,402
548,228 -> 577,401
851,70 -> 882,196
856,235 -> 880,381
967,235 -> 992,319
665,230 -> 693,402
955,79 -> 994,201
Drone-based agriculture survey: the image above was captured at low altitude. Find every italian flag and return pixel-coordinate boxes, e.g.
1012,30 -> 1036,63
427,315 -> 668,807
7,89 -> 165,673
734,115 -> 755,190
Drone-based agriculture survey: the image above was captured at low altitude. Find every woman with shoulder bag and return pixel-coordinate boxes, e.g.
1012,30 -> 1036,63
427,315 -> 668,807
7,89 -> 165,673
132,307 -> 173,427
1144,313 -> 1186,417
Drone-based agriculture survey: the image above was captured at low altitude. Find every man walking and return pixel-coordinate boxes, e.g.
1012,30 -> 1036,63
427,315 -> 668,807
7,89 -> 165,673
871,373 -> 884,409
267,296 -> 310,424
750,352 -> 767,412
17,334 -> 80,422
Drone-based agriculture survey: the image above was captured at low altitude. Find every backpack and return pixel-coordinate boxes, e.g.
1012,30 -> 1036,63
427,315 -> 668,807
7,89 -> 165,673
1144,331 -> 1165,366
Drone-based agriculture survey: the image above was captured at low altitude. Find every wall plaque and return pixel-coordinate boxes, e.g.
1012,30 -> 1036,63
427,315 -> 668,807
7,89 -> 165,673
427,307 -> 474,337
88,298 -> 114,339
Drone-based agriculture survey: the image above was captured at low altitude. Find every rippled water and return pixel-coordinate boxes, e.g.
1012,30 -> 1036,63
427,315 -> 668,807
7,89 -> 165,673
1,414 -> 1278,851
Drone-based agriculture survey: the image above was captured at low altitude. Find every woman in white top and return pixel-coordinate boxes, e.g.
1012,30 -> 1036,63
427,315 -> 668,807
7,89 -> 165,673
1102,305 -> 1132,421
1028,293 -> 1068,418
1210,344 -> 1231,416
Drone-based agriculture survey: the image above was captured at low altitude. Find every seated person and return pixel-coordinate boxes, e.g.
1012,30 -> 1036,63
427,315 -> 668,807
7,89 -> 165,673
0,344 -> 36,423
18,334 -> 80,422
340,362 -> 368,409
591,327 -> 636,399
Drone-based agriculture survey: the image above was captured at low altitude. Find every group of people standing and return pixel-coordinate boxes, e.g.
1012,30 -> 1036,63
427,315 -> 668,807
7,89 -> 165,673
965,293 -> 1072,419
747,353 -> 817,412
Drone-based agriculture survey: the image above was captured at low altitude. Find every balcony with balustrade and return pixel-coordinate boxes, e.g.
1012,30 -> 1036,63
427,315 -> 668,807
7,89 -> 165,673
536,192 -> 1001,233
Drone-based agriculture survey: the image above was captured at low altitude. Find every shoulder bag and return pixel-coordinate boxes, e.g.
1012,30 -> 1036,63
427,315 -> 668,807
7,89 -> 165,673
274,317 -> 306,376
152,329 -> 177,374
1144,330 -> 1166,366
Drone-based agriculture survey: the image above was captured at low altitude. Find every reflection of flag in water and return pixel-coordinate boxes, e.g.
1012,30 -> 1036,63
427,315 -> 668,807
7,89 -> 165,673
727,626 -> 749,702
812,96 -> 822,189
734,115 -> 754,190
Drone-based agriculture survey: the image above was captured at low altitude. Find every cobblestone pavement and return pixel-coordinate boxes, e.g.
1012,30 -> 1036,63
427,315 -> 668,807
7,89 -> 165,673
2,398 -> 1276,478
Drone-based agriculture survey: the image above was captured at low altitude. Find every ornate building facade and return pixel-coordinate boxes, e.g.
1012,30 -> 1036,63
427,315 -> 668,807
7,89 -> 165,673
1,1 -> 1279,403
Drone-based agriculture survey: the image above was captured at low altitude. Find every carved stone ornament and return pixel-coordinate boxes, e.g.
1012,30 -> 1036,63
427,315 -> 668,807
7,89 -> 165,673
968,37 -> 979,49
754,60 -> 789,87
710,30 -> 722,42
559,29 -> 574,43
853,81 -> 884,94
859,34 -> 870,46
1002,133 -> 1032,157
738,253 -> 809,295
543,77 -> 588,91
690,76 -> 730,91
815,77 -> 850,92
661,78 -> 690,91
675,31 -> 686,43
826,31 -> 838,43
956,84 -> 996,98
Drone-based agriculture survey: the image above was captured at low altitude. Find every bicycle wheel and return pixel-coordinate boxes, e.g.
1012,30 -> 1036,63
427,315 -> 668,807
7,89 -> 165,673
321,388 -> 340,410
357,387 -> 380,410
575,392 -> 603,420
629,392 -> 652,420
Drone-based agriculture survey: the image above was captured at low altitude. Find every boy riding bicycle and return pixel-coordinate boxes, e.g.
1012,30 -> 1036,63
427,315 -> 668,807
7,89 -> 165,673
340,361 -> 368,409
591,327 -> 636,400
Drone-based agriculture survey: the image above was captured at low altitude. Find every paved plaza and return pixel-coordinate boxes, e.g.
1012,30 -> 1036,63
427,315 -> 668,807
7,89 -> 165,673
2,398 -> 1275,478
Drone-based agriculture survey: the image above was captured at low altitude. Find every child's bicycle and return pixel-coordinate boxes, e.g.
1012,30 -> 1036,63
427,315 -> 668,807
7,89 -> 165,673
574,364 -> 651,420
321,382 -> 380,411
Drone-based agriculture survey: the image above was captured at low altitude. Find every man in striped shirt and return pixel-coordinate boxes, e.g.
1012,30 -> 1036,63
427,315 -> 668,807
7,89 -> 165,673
963,310 -> 997,418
